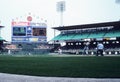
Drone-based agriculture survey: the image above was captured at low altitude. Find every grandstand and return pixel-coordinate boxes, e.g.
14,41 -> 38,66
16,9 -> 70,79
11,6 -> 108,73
52,21 -> 120,55
0,25 -> 5,53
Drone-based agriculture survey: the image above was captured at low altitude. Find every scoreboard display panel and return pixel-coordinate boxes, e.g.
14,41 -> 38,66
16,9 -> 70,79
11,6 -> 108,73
33,28 -> 46,36
12,22 -> 47,43
13,27 -> 26,36
12,26 -> 47,43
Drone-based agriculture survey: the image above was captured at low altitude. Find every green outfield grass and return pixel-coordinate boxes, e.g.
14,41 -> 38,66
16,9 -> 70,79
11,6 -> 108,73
0,55 -> 120,78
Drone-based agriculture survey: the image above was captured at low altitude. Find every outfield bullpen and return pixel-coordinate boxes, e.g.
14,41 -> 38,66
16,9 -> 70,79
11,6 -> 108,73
0,54 -> 120,78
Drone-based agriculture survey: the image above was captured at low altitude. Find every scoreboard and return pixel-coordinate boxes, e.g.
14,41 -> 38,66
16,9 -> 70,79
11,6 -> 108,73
12,22 -> 47,43
13,27 -> 26,36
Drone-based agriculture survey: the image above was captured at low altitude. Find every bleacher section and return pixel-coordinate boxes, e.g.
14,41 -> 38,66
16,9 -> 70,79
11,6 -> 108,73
73,33 -> 89,40
88,31 -> 105,38
52,30 -> 120,41
104,30 -> 120,38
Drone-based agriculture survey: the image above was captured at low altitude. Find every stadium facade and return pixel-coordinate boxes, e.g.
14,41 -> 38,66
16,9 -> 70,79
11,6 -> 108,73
52,21 -> 120,55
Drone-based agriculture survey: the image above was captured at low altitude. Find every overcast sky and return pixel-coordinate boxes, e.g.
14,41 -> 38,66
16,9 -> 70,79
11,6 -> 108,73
0,0 -> 120,41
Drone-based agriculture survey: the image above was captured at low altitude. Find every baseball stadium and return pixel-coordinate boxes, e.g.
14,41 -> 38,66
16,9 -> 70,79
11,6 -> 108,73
0,20 -> 120,78
0,0 -> 120,81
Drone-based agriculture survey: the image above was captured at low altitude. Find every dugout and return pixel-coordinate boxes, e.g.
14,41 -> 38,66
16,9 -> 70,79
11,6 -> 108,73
51,21 -> 120,55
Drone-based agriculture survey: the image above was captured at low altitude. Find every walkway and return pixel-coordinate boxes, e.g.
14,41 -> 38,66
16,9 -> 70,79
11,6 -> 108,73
0,73 -> 120,82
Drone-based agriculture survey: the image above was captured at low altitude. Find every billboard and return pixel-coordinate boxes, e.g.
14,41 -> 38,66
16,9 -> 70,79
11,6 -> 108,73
12,22 -> 47,43
12,22 -> 30,26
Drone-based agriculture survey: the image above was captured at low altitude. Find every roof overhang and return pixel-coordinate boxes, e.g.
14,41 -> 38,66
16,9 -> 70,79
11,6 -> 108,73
0,26 -> 4,28
52,21 -> 120,31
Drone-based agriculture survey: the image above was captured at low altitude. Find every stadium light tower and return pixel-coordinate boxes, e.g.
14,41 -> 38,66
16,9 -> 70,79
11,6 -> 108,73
57,1 -> 66,27
52,1 -> 66,47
